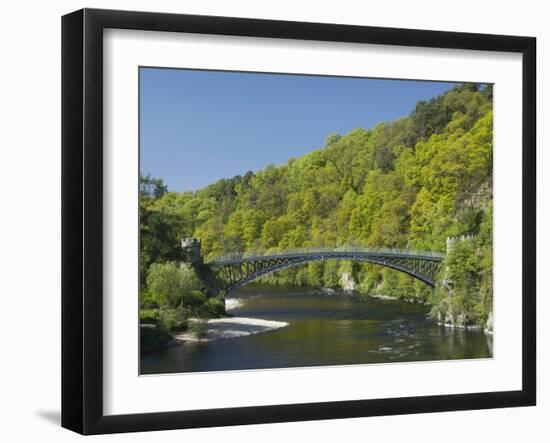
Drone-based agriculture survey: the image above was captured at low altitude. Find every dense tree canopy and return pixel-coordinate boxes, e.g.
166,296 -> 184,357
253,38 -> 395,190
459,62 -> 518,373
140,84 -> 493,328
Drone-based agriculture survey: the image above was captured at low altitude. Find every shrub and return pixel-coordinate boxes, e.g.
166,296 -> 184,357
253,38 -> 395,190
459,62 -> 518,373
203,297 -> 225,318
189,319 -> 209,339
184,290 -> 207,310
140,308 -> 158,324
140,289 -> 157,309
157,306 -> 187,332
146,262 -> 202,307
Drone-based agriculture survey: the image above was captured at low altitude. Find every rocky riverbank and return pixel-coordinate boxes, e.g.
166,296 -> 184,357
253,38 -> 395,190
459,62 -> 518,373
368,289 -> 493,335
434,310 -> 493,334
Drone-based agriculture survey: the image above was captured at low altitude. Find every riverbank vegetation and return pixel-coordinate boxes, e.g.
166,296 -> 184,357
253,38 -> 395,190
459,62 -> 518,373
139,261 -> 225,350
140,83 -> 493,330
140,180 -> 225,348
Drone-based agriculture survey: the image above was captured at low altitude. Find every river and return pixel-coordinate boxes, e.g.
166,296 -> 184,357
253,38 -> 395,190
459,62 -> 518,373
141,284 -> 493,374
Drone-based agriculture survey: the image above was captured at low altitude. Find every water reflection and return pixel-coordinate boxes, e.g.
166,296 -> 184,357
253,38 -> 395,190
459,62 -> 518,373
141,284 -> 492,374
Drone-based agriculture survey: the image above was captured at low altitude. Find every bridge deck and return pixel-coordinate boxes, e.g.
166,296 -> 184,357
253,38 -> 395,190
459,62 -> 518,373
208,247 -> 445,266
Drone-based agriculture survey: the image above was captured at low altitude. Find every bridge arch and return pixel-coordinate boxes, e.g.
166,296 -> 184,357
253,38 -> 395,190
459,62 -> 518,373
208,249 -> 444,295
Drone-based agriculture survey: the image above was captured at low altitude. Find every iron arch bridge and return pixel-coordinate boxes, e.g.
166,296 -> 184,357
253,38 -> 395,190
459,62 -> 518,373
206,247 -> 445,295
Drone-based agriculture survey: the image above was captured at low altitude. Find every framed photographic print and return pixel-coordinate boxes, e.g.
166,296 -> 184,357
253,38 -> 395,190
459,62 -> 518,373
61,8 -> 536,434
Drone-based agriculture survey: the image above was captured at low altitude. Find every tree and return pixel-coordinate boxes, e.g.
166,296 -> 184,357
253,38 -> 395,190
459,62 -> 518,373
140,197 -> 184,286
146,262 -> 202,307
140,173 -> 167,198
139,83 -> 493,327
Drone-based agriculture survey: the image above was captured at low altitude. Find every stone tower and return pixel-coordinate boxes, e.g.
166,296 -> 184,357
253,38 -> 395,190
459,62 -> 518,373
181,238 -> 203,264
446,234 -> 476,254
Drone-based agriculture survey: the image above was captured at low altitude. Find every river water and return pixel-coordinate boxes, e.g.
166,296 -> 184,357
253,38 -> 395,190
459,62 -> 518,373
141,284 -> 493,374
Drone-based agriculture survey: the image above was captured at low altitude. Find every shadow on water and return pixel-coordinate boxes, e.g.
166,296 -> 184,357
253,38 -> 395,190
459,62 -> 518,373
141,284 -> 492,374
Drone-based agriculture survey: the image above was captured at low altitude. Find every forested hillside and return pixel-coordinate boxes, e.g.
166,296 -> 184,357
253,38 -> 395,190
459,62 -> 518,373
140,83 -> 493,329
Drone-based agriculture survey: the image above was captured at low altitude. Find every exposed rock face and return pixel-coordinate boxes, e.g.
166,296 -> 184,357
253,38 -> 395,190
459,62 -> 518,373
341,271 -> 357,291
485,312 -> 493,334
436,309 -> 485,331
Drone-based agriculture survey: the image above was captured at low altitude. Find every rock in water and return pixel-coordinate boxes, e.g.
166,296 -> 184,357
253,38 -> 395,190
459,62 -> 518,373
341,271 -> 357,291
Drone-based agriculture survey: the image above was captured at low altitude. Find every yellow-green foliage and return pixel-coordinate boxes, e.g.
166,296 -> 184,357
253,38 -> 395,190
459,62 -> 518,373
144,262 -> 224,322
431,203 -> 493,326
140,84 -> 493,326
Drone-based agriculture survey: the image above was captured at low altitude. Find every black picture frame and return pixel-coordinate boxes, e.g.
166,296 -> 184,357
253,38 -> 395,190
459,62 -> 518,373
61,8 -> 536,435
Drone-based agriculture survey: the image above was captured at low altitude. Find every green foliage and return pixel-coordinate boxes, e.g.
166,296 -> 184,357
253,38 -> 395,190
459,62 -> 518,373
146,262 -> 201,307
140,83 -> 493,327
140,173 -> 168,198
189,319 -> 209,339
140,289 -> 156,309
139,308 -> 158,324
157,306 -> 188,331
143,262 -> 224,335
431,231 -> 492,327
203,298 -> 226,318
140,191 -> 187,286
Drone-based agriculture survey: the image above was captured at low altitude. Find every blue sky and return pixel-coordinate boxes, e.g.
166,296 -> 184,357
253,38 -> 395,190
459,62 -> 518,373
140,68 -> 455,192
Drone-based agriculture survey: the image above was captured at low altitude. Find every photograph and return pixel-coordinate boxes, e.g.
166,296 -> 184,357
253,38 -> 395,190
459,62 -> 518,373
138,68 -> 494,375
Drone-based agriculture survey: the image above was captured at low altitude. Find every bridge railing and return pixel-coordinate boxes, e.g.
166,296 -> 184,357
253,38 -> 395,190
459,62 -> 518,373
207,246 -> 445,264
